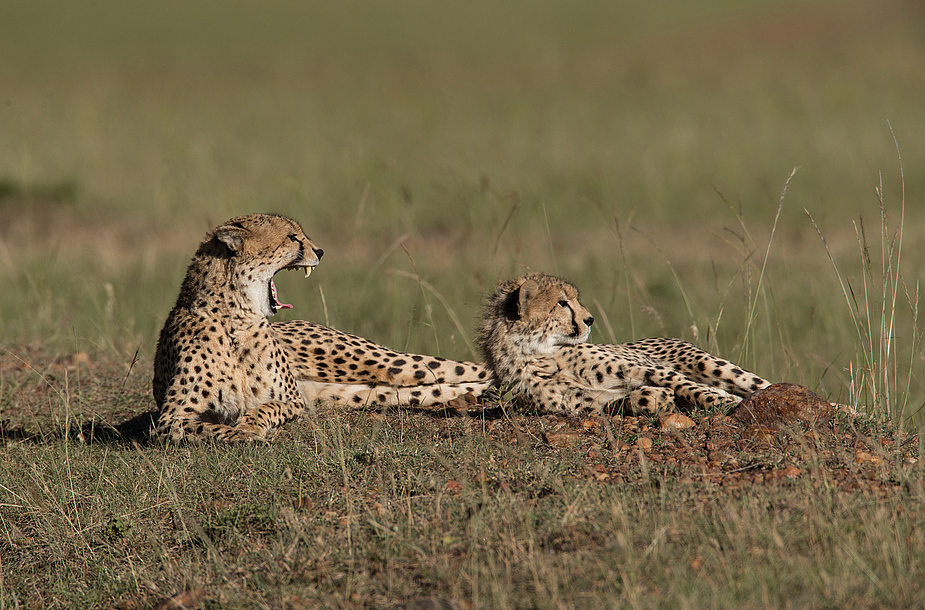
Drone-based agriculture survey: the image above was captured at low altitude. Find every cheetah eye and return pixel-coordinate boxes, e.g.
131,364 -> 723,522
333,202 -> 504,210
557,300 -> 569,308
287,234 -> 300,243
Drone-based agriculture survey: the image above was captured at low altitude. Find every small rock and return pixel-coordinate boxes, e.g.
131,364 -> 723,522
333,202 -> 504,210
543,431 -> 584,446
635,436 -> 653,450
729,383 -> 833,428
53,352 -> 92,370
855,451 -> 880,465
660,413 -> 695,431
780,465 -> 802,479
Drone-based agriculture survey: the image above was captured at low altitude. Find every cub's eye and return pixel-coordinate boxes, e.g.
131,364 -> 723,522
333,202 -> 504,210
287,234 -> 300,243
557,300 -> 569,308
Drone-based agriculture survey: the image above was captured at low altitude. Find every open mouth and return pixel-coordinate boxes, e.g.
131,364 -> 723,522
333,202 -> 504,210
268,264 -> 317,313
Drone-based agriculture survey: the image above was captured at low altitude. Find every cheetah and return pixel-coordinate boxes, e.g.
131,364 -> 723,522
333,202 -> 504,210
154,213 -> 490,441
272,320 -> 488,410
476,273 -> 771,416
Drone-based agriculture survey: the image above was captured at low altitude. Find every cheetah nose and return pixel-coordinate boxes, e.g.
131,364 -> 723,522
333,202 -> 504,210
313,248 -> 324,259
585,315 -> 595,327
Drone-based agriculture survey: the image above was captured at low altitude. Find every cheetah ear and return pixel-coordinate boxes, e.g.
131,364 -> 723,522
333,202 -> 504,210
517,279 -> 539,317
214,225 -> 249,253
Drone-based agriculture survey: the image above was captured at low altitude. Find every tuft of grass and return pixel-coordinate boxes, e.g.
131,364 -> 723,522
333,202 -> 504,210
807,131 -> 923,427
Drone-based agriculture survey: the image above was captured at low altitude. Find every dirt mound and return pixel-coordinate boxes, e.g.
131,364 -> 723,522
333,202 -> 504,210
729,383 -> 833,428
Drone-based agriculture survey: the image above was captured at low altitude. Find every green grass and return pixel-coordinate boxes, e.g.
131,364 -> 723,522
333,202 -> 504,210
2,0 -> 925,606
2,392 -> 923,608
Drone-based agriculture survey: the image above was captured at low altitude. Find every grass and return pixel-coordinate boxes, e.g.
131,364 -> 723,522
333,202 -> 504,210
2,383 -> 923,608
2,0 -> 925,606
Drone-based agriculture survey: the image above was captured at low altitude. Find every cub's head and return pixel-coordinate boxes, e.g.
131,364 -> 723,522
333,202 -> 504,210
190,213 -> 324,317
477,273 -> 594,367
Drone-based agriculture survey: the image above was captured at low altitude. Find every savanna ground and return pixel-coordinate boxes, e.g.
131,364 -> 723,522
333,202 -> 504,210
2,0 -> 925,607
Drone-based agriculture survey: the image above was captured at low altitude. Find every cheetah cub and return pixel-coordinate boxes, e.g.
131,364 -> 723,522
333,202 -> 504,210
476,273 -> 771,416
154,213 -> 489,442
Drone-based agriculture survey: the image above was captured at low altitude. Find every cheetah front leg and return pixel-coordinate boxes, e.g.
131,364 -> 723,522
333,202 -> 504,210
670,380 -> 740,411
515,359 -> 625,416
625,338 -> 771,397
525,381 -> 674,417
167,419 -> 267,442
578,363 -> 738,416
637,365 -> 742,412
231,400 -> 304,440
157,398 -> 304,442
520,358 -> 656,416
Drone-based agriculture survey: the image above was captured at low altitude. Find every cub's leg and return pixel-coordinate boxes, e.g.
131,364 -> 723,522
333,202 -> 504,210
625,338 -> 770,397
619,386 -> 675,415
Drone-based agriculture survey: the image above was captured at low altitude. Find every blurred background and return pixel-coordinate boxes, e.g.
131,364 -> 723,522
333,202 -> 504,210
1,0 -> 924,416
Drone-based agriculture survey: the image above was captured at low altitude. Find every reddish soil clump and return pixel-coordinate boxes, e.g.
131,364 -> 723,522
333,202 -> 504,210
729,383 -> 834,428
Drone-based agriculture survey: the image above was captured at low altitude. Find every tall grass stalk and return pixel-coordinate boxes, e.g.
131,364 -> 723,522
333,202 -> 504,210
740,168 -> 792,363
807,130 -> 919,424
709,171 -> 790,372
390,268 -> 480,361
399,245 -> 442,356
611,210 -> 637,341
634,229 -> 700,342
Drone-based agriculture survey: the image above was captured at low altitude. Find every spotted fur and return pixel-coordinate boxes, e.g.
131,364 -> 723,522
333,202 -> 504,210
476,273 -> 771,416
272,320 -> 489,409
154,213 -> 490,442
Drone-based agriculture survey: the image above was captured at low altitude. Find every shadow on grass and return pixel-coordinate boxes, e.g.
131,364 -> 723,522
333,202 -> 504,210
376,403 -> 509,421
0,402 -> 506,447
76,409 -> 159,445
0,410 -> 159,447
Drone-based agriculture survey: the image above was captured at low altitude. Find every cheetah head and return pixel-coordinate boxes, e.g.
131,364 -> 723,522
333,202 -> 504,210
477,273 -> 595,366
200,213 -> 324,317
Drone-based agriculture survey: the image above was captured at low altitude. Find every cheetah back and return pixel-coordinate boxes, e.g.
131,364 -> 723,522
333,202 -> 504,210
272,320 -> 491,407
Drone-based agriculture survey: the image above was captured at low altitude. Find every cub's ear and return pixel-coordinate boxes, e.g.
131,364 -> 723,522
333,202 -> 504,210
214,225 -> 248,252
516,279 -> 539,317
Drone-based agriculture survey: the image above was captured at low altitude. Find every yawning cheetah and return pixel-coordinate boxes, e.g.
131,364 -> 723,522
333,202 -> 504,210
154,213 -> 490,441
476,273 -> 770,416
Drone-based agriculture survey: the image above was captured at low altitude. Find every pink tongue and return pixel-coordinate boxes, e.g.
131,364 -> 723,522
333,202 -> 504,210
271,279 -> 293,310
